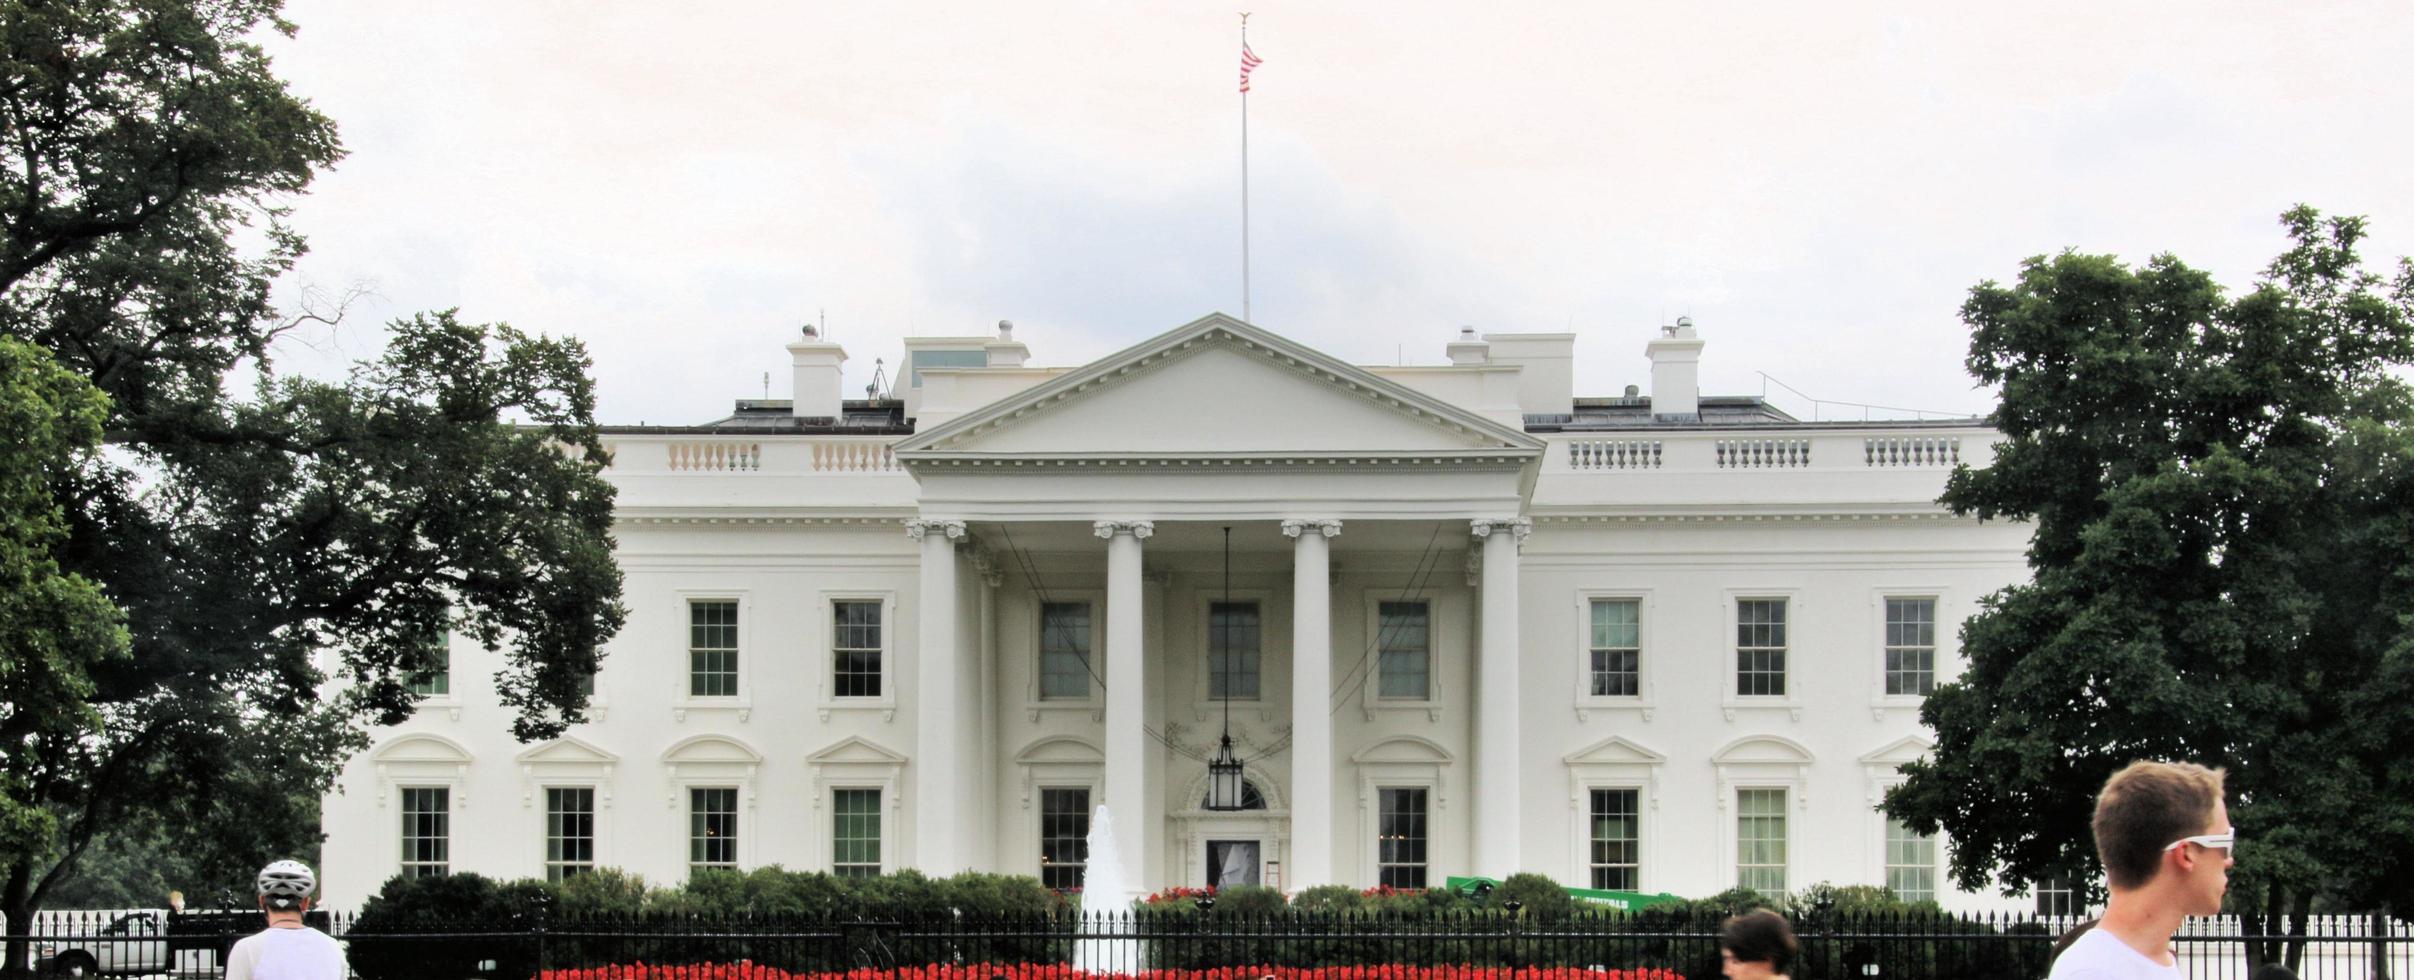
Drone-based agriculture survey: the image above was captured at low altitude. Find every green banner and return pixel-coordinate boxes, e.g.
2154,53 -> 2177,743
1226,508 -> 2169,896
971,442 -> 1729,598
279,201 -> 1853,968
1443,876 -> 1684,912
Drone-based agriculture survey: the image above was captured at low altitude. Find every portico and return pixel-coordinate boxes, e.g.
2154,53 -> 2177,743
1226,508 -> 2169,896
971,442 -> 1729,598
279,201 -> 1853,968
892,315 -> 1544,898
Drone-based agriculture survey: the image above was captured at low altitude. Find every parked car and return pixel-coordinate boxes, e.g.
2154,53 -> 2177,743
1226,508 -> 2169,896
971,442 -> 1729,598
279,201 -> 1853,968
34,909 -> 172,977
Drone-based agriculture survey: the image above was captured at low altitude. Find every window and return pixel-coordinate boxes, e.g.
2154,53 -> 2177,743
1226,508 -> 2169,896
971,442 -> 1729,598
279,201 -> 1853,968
1589,788 -> 1640,891
1377,601 -> 1430,699
407,631 -> 450,698
1736,599 -> 1788,697
1198,780 -> 1268,811
2035,876 -> 2081,917
1039,602 -> 1091,700
833,600 -> 883,698
1885,818 -> 1937,903
1209,601 -> 1260,700
1589,599 -> 1640,697
1377,787 -> 1429,888
400,787 -> 449,878
1736,788 -> 1787,895
1884,598 -> 1937,696
832,789 -> 882,878
909,348 -> 988,387
546,787 -> 595,882
689,787 -> 739,872
689,601 -> 739,697
1039,788 -> 1090,890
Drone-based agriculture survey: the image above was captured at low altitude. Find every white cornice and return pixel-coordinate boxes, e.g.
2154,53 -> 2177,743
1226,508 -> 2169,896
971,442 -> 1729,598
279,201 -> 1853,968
902,451 -> 1536,473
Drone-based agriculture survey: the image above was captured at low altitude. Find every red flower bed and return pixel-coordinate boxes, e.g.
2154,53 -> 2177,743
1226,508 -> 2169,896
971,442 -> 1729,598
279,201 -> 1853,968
543,964 -> 1682,980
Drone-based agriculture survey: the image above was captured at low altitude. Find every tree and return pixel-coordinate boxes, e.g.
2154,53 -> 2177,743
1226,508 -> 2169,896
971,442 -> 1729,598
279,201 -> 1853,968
0,0 -> 624,965
1884,208 -> 2414,946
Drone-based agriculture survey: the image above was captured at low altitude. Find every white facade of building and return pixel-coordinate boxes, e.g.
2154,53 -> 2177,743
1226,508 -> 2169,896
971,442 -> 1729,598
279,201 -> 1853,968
320,314 -> 2031,912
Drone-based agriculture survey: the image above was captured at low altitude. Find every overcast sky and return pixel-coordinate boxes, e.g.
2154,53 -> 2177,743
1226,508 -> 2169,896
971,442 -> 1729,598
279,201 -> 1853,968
262,2 -> 2414,425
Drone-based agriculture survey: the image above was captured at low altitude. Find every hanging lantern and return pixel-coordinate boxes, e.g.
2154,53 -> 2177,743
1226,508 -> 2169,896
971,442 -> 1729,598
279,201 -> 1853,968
1205,734 -> 1248,812
1205,526 -> 1248,812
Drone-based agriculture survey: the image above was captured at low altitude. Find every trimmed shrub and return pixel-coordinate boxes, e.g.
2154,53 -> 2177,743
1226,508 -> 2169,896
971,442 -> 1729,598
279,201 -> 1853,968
347,872 -> 552,980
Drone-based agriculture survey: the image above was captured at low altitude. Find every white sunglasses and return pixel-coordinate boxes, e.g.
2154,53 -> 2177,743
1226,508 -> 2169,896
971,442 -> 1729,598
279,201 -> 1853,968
2164,832 -> 2236,854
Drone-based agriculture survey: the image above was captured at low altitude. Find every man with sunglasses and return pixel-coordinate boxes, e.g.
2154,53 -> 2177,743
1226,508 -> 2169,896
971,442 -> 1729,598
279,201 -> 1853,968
2049,760 -> 2234,979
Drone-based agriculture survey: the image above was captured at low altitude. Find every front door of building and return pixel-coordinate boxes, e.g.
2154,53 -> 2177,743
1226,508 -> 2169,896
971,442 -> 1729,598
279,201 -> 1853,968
1205,839 -> 1261,888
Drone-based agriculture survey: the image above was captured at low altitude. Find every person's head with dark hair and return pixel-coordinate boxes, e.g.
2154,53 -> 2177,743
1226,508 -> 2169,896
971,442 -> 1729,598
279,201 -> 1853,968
2248,966 -> 2299,980
1718,908 -> 1797,980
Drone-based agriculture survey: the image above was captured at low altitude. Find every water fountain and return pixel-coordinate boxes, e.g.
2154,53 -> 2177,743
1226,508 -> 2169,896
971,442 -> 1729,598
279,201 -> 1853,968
1071,804 -> 1142,974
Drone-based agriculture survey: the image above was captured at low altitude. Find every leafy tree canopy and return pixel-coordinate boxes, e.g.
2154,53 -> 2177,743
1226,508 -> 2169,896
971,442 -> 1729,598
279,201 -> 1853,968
0,0 -> 624,944
1884,207 -> 2414,920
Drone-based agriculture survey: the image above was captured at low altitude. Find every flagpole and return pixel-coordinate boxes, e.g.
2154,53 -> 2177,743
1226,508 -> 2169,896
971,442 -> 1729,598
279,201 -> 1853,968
1239,12 -> 1252,324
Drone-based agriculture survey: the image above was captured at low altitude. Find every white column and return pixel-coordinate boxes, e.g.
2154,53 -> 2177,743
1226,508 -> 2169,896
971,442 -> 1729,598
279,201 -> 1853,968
1096,519 -> 1154,901
1472,517 -> 1529,878
1282,518 -> 1341,890
908,518 -> 966,872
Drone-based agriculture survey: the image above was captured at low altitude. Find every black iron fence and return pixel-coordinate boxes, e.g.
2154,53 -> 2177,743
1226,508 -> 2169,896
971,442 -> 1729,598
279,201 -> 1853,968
7,908 -> 2413,980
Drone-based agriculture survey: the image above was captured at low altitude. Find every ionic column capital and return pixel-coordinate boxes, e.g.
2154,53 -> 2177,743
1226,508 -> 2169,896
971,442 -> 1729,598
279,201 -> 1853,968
1281,518 -> 1343,540
905,519 -> 967,541
1470,517 -> 1532,542
1091,520 -> 1156,540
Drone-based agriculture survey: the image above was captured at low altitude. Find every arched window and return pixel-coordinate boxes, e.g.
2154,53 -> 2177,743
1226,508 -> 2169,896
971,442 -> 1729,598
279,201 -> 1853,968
1202,780 -> 1267,810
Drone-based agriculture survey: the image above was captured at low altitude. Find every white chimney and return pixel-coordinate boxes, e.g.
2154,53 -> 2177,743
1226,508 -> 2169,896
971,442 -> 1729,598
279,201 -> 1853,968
1645,316 -> 1704,421
986,319 -> 1030,368
1446,326 -> 1490,365
788,325 -> 848,419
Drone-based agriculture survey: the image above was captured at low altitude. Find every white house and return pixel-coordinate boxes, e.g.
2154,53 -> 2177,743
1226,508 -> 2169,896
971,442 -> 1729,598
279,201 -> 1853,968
319,313 -> 2035,913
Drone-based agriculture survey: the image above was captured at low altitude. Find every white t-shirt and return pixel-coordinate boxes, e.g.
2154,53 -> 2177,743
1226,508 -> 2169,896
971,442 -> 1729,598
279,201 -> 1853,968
2049,927 -> 2184,980
224,925 -> 345,980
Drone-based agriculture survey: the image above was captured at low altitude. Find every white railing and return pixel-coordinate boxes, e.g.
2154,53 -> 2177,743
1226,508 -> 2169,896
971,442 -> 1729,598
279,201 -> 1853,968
810,440 -> 900,472
1568,439 -> 1663,470
667,441 -> 761,472
1715,438 -> 1813,468
1864,437 -> 1960,467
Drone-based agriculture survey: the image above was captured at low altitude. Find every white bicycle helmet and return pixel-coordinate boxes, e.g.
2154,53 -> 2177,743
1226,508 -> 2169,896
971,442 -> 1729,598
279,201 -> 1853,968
257,860 -> 317,910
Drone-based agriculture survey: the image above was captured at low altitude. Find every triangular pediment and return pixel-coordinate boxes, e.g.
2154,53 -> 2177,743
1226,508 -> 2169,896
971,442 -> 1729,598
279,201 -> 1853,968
516,736 -> 619,766
806,735 -> 908,766
1563,735 -> 1667,767
895,314 -> 1545,461
1857,735 -> 1934,769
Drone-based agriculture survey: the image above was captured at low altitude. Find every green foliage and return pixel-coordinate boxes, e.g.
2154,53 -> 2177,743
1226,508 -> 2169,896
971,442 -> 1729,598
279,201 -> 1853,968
347,873 -> 551,980
0,337 -> 125,878
0,0 -> 625,940
1498,872 -> 1576,920
1883,206 -> 2414,919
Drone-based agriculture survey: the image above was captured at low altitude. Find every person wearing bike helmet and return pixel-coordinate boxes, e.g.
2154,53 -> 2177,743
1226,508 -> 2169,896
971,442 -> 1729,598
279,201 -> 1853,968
225,860 -> 343,980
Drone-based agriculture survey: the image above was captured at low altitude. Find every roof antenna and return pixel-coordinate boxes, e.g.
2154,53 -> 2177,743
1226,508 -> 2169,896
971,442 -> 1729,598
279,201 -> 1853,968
762,372 -> 769,400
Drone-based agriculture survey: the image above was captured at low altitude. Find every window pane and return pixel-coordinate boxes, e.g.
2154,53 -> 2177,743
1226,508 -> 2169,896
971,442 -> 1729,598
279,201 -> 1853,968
1377,601 -> 1430,700
1209,602 -> 1260,700
1377,787 -> 1428,888
833,789 -> 882,878
546,787 -> 595,882
1885,818 -> 1937,903
400,787 -> 449,878
1589,788 -> 1640,891
1589,600 -> 1641,697
1884,598 -> 1938,696
1736,788 -> 1786,896
834,600 -> 883,698
689,601 -> 739,697
1736,599 -> 1787,697
1039,603 -> 1092,700
1040,788 -> 1091,891
690,787 -> 739,871
407,630 -> 450,698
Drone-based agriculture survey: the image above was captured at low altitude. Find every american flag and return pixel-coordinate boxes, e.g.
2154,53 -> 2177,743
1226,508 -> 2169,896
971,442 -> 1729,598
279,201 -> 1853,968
1239,42 -> 1263,93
